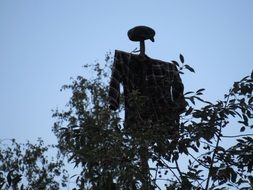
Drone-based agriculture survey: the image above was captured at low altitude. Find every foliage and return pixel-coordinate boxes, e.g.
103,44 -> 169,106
1,52 -> 252,190
0,138 -> 69,190
52,52 -> 253,190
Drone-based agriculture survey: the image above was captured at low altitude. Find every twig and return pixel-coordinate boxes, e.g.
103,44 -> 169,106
154,165 -> 158,183
205,129 -> 222,190
188,152 -> 209,169
158,159 -> 181,183
205,92 -> 232,190
221,133 -> 253,138
175,160 -> 183,179
153,182 -> 162,190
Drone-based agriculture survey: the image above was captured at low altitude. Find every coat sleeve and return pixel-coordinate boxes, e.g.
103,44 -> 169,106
172,64 -> 187,113
108,51 -> 122,110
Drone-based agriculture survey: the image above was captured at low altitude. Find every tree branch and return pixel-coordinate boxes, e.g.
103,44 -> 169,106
158,158 -> 181,183
205,128 -> 222,190
221,133 -> 253,138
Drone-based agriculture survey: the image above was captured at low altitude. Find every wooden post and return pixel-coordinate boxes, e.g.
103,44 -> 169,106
140,40 -> 145,56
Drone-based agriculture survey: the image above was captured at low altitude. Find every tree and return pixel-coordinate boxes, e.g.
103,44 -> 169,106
1,52 -> 252,190
52,52 -> 253,190
0,138 -> 69,190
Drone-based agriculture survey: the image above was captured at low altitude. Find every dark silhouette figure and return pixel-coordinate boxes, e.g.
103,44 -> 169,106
108,26 -> 186,190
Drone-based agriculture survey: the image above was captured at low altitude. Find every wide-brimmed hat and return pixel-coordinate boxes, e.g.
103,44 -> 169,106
127,26 -> 155,42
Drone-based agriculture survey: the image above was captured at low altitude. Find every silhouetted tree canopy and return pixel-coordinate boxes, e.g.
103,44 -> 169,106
0,53 -> 252,190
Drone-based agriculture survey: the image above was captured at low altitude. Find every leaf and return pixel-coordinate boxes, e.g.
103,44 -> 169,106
172,152 -> 179,162
243,136 -> 253,141
7,172 -> 12,186
243,114 -> 249,126
184,64 -> 195,73
230,168 -> 237,183
216,146 -> 225,153
191,145 -> 199,152
196,88 -> 205,94
71,174 -> 78,179
238,178 -> 248,186
240,126 -> 246,132
251,70 -> 253,80
240,76 -> 248,82
249,97 -> 253,104
184,91 -> 194,96
218,179 -> 227,185
189,97 -> 195,105
196,140 -> 200,147
179,54 -> 184,63
171,60 -> 179,67
247,110 -> 252,118
185,106 -> 193,116
68,154 -> 76,162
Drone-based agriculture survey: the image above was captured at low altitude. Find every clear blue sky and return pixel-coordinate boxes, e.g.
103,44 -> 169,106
0,1 -> 252,144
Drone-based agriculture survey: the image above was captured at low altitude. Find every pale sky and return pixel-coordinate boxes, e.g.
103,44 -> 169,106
0,0 -> 253,145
